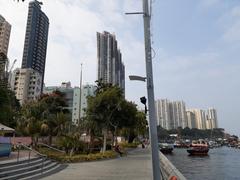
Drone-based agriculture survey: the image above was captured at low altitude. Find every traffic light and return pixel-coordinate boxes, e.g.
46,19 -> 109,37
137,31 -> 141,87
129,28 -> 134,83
140,96 -> 147,105
140,96 -> 148,114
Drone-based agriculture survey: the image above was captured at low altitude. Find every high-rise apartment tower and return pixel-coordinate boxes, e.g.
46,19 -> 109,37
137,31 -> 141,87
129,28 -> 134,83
97,31 -> 125,92
0,15 -> 11,56
21,0 -> 49,92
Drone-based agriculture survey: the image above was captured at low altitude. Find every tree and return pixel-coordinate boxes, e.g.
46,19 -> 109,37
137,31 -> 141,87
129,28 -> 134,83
17,91 -> 71,145
85,82 -> 148,147
0,86 -> 20,128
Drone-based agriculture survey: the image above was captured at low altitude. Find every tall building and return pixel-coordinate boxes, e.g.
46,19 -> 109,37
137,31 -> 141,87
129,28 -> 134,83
97,31 -> 125,92
171,101 -> 187,129
10,68 -> 42,104
0,15 -> 11,88
155,99 -> 187,130
0,53 -> 8,88
188,109 -> 206,130
155,99 -> 171,130
207,108 -> 218,129
21,0 -> 49,92
186,111 -> 196,129
0,15 -> 11,56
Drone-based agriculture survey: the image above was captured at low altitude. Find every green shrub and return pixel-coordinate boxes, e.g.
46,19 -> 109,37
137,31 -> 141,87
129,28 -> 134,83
119,142 -> 139,148
38,148 -> 118,163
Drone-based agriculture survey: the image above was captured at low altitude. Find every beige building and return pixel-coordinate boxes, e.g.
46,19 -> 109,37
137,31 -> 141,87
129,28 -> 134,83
11,68 -> 42,104
188,109 -> 206,130
0,15 -> 11,56
207,108 -> 218,129
186,111 -> 196,129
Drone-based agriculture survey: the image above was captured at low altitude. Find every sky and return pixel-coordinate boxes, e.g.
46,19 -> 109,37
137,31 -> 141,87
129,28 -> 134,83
0,0 -> 239,135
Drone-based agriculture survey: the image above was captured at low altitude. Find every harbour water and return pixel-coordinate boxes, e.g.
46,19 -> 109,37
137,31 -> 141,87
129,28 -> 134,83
165,147 -> 240,180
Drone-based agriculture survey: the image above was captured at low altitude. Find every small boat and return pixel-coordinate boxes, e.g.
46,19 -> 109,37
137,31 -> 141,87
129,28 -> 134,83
187,139 -> 209,156
159,143 -> 174,154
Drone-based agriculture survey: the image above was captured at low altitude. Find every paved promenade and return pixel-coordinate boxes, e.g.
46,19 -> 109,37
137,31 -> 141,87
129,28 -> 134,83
43,148 -> 152,180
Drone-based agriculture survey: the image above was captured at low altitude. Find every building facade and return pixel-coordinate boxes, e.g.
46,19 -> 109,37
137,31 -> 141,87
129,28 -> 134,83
155,99 -> 171,130
0,15 -> 11,56
44,83 -> 96,124
188,109 -> 207,130
97,31 -> 125,93
155,99 -> 187,130
0,15 -> 11,88
207,108 -> 218,129
186,111 -> 196,129
21,0 -> 49,92
11,68 -> 42,104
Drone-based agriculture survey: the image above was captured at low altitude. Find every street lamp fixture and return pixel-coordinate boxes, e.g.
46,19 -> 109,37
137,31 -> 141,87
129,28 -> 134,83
129,75 -> 146,82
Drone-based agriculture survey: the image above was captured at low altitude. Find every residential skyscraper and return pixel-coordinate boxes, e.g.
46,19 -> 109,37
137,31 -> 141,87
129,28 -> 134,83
207,108 -> 218,129
155,99 -> 171,130
188,109 -> 207,130
155,99 -> 187,129
186,111 -> 196,129
0,15 -> 11,56
0,15 -> 11,88
97,31 -> 125,92
21,0 -> 49,92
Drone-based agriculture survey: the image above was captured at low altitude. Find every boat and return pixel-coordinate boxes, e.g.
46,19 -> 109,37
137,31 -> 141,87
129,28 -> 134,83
187,139 -> 209,155
173,140 -> 189,148
158,143 -> 174,154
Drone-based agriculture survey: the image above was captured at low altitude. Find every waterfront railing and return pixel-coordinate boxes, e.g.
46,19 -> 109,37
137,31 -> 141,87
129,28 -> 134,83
159,151 -> 187,180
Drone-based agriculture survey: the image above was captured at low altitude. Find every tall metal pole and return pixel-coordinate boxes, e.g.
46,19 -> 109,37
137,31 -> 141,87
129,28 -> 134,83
142,0 -> 161,179
78,63 -> 83,126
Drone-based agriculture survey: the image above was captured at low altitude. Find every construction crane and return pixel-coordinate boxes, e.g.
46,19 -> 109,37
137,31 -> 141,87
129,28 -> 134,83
9,59 -> 17,73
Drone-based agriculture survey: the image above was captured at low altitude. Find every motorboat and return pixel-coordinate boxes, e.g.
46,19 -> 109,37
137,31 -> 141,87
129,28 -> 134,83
158,143 -> 174,154
187,139 -> 209,155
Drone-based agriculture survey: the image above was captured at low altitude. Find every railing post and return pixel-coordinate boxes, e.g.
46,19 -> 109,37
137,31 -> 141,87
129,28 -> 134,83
17,145 -> 20,162
41,157 -> 44,174
28,150 -> 31,162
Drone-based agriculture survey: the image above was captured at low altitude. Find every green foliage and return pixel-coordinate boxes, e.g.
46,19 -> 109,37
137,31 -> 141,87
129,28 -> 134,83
38,148 -> 118,163
56,133 -> 86,154
119,142 -> 139,148
85,82 -> 147,145
0,86 -> 20,128
157,126 -> 225,140
16,91 -> 71,145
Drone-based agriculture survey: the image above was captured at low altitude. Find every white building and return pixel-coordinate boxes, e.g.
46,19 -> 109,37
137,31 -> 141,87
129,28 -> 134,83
155,99 -> 187,130
207,108 -> 218,129
186,111 -> 196,129
44,83 -> 96,124
72,84 -> 97,124
155,99 -> 171,130
188,109 -> 206,130
11,68 -> 42,104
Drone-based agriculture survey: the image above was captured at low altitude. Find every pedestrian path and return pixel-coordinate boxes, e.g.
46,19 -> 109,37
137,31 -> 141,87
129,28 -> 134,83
42,148 -> 152,180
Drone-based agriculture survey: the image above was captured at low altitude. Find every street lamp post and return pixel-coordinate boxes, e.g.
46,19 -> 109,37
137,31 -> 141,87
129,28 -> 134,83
127,0 -> 161,179
142,0 -> 161,179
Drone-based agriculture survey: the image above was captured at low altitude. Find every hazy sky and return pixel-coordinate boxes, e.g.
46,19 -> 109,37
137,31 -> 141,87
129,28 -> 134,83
0,0 -> 239,135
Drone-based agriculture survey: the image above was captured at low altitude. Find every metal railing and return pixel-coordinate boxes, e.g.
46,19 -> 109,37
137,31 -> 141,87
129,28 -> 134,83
16,143 -> 47,174
37,142 -> 65,154
159,151 -> 187,180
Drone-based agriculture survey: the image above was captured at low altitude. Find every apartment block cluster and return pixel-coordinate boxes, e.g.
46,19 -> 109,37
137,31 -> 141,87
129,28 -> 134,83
155,99 -> 218,130
0,1 -> 125,124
